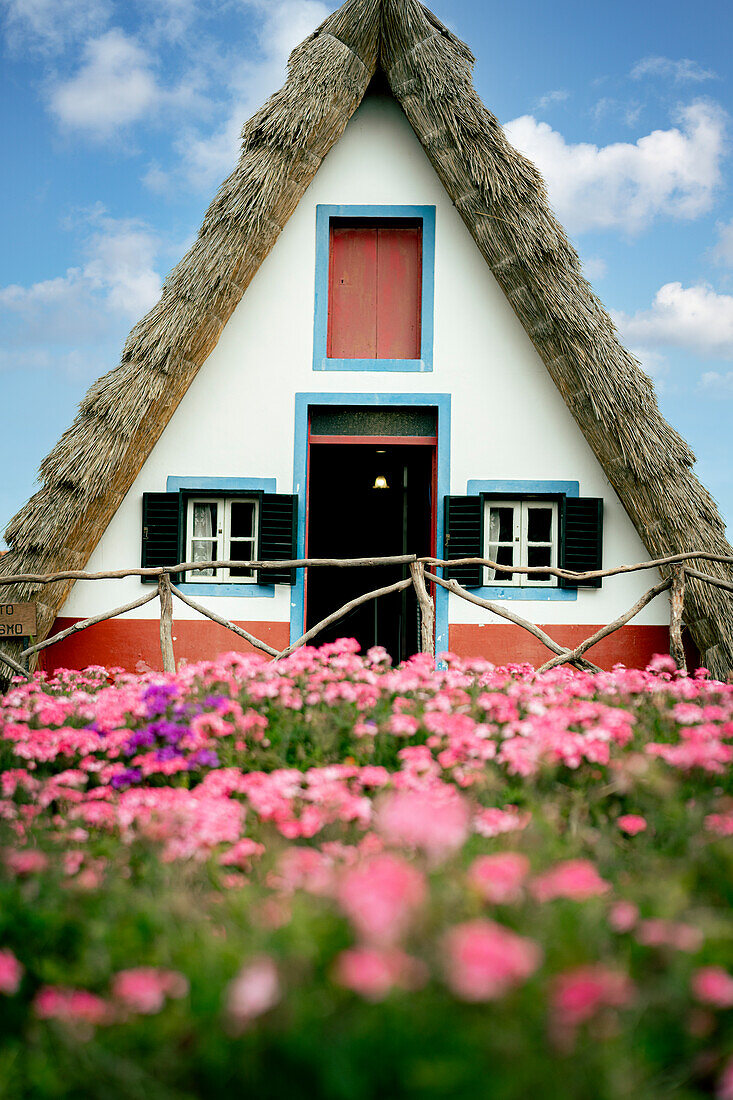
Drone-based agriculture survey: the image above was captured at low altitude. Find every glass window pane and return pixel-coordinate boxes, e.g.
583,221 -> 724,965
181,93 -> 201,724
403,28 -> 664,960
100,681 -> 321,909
491,506 -> 514,544
192,539 -> 217,578
528,545 -> 551,568
488,543 -> 516,583
528,544 -> 551,582
229,539 -> 255,579
527,506 -> 552,544
193,503 -> 217,539
230,501 -> 255,539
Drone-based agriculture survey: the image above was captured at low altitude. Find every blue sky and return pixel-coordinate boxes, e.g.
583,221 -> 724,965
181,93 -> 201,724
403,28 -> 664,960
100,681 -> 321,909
1,0 -> 732,545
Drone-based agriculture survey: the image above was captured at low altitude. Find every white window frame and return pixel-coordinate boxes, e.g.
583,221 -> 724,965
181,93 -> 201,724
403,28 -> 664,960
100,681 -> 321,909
185,496 -> 259,583
483,500 -> 558,588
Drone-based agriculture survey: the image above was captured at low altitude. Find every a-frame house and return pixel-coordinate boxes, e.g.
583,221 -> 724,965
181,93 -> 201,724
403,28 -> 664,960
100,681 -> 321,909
1,0 -> 732,677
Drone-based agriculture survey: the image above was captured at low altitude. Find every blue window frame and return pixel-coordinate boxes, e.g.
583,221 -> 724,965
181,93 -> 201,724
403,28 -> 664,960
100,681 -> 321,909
465,480 -> 580,601
166,477 -> 277,598
313,205 -> 436,373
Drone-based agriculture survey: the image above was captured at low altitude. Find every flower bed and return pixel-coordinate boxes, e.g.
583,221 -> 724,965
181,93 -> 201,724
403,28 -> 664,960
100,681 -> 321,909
1,642 -> 732,1098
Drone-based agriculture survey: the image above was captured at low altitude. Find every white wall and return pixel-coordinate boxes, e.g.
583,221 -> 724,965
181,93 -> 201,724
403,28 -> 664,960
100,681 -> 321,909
62,92 -> 666,628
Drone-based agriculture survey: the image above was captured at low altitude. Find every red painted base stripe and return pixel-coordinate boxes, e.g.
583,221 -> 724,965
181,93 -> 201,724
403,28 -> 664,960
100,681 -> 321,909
448,624 -> 695,671
41,619 -> 291,674
39,620 -> 694,675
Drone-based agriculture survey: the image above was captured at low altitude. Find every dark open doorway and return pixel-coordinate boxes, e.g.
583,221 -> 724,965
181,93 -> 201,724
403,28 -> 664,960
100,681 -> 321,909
306,441 -> 434,661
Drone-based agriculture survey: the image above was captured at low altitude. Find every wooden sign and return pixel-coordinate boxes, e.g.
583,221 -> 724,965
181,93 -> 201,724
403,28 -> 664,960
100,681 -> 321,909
0,603 -> 36,638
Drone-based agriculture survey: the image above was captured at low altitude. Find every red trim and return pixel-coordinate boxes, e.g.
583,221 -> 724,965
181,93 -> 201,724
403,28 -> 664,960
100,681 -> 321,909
39,620 -> 686,675
40,618 -> 290,674
308,434 -> 438,445
448,623 -> 680,671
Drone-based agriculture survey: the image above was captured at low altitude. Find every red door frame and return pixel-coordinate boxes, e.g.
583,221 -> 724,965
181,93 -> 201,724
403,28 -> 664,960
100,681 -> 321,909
304,428 -> 438,633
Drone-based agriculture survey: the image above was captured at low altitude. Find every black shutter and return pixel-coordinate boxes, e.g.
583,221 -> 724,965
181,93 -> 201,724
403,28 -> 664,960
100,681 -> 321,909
141,493 -> 181,584
444,496 -> 483,588
258,495 -> 298,584
560,497 -> 603,588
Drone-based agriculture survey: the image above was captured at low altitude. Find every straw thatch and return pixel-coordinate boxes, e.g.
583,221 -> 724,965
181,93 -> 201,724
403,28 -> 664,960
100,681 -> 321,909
1,0 -> 732,676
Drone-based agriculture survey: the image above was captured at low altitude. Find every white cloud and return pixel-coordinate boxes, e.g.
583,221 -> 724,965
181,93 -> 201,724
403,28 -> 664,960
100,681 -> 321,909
535,89 -> 569,111
1,0 -> 110,53
50,29 -> 160,134
614,282 -> 733,360
81,211 -> 162,316
179,0 -> 330,190
699,371 -> 730,398
701,371 -> 733,395
145,0 -> 201,44
504,101 -> 727,235
582,256 -> 607,280
711,219 -> 733,266
49,28 -> 203,138
631,56 -> 717,83
0,212 -> 162,372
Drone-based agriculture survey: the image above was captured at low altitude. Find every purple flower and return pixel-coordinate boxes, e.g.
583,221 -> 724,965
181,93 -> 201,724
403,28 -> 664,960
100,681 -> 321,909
142,684 -> 179,717
188,749 -> 220,770
148,721 -> 188,745
111,768 -> 142,790
122,728 -> 157,756
203,695 -> 228,711
155,746 -> 183,762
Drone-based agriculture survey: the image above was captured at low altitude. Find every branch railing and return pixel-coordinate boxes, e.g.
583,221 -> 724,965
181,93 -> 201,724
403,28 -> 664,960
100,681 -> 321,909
0,551 -> 731,682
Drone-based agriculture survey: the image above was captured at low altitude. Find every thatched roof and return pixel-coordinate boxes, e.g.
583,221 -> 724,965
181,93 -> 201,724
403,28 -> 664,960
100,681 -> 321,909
1,0 -> 732,676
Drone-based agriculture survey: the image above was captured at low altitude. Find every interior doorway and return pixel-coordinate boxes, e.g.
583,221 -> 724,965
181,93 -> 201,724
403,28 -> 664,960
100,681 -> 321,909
305,440 -> 435,661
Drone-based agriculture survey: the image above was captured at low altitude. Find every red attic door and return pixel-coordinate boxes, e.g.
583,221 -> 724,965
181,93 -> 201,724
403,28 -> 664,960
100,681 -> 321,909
328,223 -> 422,359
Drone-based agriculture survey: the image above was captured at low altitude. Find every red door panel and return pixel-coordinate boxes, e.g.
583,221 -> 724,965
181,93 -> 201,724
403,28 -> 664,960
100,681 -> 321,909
327,224 -> 422,360
328,227 -> 378,358
376,227 -> 421,359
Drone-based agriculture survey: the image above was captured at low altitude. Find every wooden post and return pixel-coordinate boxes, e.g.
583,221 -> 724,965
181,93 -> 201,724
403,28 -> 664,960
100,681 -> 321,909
425,571 -> 601,673
157,573 -> 176,674
537,576 -> 672,673
669,565 -> 687,673
410,562 -> 435,657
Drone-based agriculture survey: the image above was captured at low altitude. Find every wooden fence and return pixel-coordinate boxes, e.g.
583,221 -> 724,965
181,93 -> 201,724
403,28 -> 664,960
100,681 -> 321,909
1,551 -> 732,682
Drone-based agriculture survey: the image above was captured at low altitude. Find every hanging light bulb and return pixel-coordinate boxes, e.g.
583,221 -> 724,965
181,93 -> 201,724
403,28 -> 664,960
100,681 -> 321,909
373,474 -> 389,490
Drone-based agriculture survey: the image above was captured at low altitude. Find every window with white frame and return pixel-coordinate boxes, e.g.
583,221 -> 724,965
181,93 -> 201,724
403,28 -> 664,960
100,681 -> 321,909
484,500 -> 558,587
186,497 -> 258,582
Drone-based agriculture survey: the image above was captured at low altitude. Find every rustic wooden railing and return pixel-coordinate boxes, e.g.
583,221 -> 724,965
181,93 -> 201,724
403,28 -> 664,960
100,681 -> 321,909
0,551 -> 731,682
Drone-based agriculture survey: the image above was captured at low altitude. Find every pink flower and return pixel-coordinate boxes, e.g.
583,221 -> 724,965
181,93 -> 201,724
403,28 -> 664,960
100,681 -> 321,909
474,806 -> 531,838
335,947 -> 427,1001
442,919 -> 541,1001
4,849 -> 48,875
226,957 -> 280,1030
551,965 -> 634,1046
531,860 -> 610,903
375,787 -> 469,863
112,968 -> 188,1015
468,853 -> 530,904
219,838 -> 265,869
0,950 -> 23,995
636,919 -> 703,953
608,901 -> 639,933
692,966 -> 733,1008
337,854 -> 426,945
705,812 -> 733,837
647,654 -> 678,675
617,814 -> 647,836
34,986 -> 110,1027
